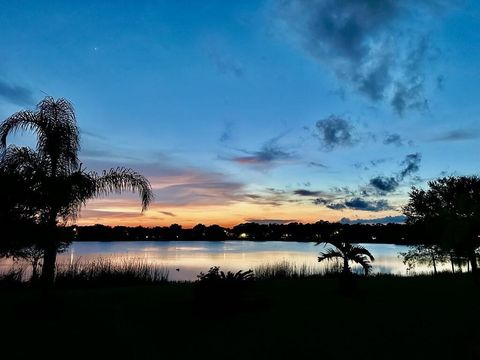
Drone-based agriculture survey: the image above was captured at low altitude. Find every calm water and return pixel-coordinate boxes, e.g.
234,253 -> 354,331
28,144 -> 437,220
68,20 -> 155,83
47,241 -> 444,281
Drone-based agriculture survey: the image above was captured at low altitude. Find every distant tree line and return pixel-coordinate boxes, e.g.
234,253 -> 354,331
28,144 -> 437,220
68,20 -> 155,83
71,221 -> 413,244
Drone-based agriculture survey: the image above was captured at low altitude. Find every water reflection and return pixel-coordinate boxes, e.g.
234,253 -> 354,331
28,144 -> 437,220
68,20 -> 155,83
0,241 -> 459,281
45,241 -> 449,281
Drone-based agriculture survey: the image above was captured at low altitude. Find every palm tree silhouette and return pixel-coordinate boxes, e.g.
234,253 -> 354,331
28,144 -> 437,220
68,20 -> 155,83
0,97 -> 153,284
318,242 -> 375,275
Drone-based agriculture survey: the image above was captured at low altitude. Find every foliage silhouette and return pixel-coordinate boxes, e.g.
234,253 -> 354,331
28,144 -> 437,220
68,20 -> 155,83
194,266 -> 256,316
0,97 -> 153,285
318,242 -> 375,276
403,176 -> 480,277
197,266 -> 254,283
400,244 -> 448,275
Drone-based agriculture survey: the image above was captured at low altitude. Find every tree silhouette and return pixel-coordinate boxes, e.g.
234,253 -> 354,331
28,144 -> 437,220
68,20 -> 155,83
0,97 -> 153,285
404,176 -> 480,277
318,242 -> 375,275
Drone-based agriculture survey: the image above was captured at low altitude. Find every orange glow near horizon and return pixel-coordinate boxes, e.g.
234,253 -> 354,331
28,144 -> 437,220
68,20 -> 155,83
74,198 -> 401,228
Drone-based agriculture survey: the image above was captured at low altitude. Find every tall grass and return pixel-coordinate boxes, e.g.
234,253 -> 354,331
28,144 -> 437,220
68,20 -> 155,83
254,260 -> 341,280
56,258 -> 169,286
0,266 -> 26,287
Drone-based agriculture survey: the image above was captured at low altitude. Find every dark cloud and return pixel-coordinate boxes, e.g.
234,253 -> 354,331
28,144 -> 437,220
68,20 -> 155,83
325,202 -> 347,210
383,133 -> 404,147
367,153 -> 421,193
344,198 -> 392,211
340,215 -> 406,224
231,137 -> 294,167
313,198 -> 329,206
294,189 -> 324,197
323,197 -> 392,211
429,129 -> 480,142
314,115 -> 356,150
398,152 -> 421,180
244,219 -> 298,225
369,176 -> 399,193
0,79 -> 35,106
158,211 -> 176,217
276,0 -> 456,114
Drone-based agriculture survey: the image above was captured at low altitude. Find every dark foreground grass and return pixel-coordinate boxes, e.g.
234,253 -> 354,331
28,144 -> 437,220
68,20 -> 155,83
1,274 -> 479,360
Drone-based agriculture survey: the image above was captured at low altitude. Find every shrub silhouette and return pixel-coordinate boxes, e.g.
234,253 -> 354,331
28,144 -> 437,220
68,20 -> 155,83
197,266 -> 254,283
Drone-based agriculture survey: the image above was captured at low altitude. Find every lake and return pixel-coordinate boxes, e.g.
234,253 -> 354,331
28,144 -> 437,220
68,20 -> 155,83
41,241 -> 445,281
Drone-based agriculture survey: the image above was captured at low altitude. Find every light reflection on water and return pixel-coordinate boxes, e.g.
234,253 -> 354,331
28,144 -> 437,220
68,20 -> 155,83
0,241 -> 456,281
51,241 -> 446,281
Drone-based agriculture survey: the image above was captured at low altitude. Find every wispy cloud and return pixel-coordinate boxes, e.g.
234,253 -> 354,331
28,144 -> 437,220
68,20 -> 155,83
429,129 -> 480,142
0,79 -> 35,106
230,136 -> 295,168
244,218 -> 298,224
158,211 -> 176,217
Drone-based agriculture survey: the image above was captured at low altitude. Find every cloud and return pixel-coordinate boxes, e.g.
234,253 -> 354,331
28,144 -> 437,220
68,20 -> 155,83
343,198 -> 392,211
429,129 -> 480,142
293,189 -> 324,197
398,152 -> 421,180
314,115 -> 356,150
158,211 -> 176,217
276,0 -> 457,114
0,79 -> 35,106
219,122 -> 234,143
340,215 -> 406,224
369,176 -> 399,193
313,198 -> 329,206
308,161 -> 328,168
244,219 -> 298,225
230,136 -> 295,167
318,196 -> 392,211
368,153 -> 421,193
383,133 -> 404,147
153,175 -> 246,207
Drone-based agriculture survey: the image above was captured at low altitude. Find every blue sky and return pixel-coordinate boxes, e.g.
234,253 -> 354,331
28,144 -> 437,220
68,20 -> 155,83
1,0 -> 480,226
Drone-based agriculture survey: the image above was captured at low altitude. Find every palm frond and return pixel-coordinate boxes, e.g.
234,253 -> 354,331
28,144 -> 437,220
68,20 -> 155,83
0,97 -> 80,175
91,167 -> 153,211
351,253 -> 373,275
0,111 -> 39,152
349,244 -> 375,262
318,248 -> 344,263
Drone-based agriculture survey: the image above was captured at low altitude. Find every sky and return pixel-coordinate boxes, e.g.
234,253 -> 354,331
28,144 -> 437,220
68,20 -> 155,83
1,0 -> 480,227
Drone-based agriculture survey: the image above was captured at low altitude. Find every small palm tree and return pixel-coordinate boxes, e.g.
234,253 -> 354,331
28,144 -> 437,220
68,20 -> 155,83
318,242 -> 375,276
0,97 -> 153,284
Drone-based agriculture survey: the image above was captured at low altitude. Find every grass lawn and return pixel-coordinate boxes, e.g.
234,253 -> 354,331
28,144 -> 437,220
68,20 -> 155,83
1,274 -> 479,360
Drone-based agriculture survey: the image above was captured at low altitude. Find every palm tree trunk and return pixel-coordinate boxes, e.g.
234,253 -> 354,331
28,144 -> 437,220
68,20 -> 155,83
41,240 -> 57,286
41,211 -> 58,286
469,251 -> 478,277
343,257 -> 349,275
431,251 -> 437,275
